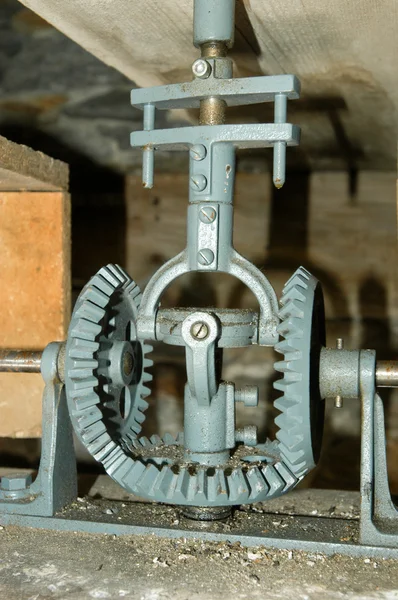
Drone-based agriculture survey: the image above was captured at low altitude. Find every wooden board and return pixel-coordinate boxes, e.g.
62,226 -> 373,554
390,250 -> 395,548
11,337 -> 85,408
0,191 -> 71,437
0,135 -> 68,192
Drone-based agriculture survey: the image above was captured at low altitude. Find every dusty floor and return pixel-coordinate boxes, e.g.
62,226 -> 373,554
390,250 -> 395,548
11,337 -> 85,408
0,525 -> 398,600
0,483 -> 397,599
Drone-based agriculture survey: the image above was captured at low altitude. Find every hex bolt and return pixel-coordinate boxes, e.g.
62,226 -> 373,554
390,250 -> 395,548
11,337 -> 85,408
199,205 -> 216,224
334,338 -> 344,408
190,321 -> 209,340
197,248 -> 214,266
1,473 -> 32,491
190,174 -> 207,192
192,58 -> 212,79
190,144 -> 207,161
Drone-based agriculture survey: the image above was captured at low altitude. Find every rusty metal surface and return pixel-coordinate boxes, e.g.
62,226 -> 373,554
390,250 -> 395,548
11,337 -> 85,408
376,361 -> 398,388
0,349 -> 43,373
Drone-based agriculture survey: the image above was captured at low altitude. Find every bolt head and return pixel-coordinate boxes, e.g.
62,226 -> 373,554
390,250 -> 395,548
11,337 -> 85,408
199,205 -> 216,224
190,321 -> 209,340
192,59 -> 211,79
197,248 -> 214,266
1,473 -> 32,491
190,174 -> 207,192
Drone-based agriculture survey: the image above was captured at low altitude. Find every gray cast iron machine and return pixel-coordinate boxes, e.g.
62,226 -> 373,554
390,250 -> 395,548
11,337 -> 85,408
1,0 -> 398,555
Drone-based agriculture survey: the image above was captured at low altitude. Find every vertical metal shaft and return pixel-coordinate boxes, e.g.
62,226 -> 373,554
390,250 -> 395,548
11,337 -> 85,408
273,93 -> 287,188
142,103 -> 155,189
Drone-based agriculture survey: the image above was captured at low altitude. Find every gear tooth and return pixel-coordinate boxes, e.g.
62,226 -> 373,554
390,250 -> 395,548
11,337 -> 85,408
83,286 -> 110,309
274,395 -> 296,411
143,358 -> 154,369
134,463 -> 160,496
150,434 -> 163,446
274,359 -> 298,374
125,279 -> 141,299
156,466 -> 177,498
103,447 -> 128,475
261,464 -> 286,496
71,318 -> 102,342
163,432 -> 177,445
137,398 -> 149,411
143,343 -> 154,354
142,372 -> 153,383
141,385 -> 151,398
274,340 -> 293,355
69,339 -> 99,360
273,372 -> 301,390
279,298 -> 304,320
91,274 -> 115,297
175,468 -> 193,500
176,432 -> 184,444
138,436 -> 151,447
274,461 -> 298,491
274,413 -> 295,433
277,319 -> 303,339
246,467 -> 269,500
226,469 -> 248,502
75,300 -> 105,324
104,264 -> 128,285
278,444 -> 307,471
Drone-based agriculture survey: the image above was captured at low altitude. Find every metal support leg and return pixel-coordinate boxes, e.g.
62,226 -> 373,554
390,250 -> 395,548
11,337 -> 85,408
359,350 -> 398,547
0,342 -> 77,517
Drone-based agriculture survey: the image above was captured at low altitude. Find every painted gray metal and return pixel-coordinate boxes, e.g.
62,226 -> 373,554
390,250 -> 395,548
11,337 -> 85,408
130,75 -> 300,110
193,0 -> 235,48
1,511 -> 398,560
130,123 -> 300,152
0,342 -> 77,516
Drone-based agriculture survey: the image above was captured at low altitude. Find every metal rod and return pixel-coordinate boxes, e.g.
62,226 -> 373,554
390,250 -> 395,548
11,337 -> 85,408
376,361 -> 398,388
0,349 -> 43,373
273,93 -> 287,189
142,103 -> 155,189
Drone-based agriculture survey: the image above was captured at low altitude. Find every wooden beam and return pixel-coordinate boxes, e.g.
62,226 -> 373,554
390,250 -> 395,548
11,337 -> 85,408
0,135 -> 68,192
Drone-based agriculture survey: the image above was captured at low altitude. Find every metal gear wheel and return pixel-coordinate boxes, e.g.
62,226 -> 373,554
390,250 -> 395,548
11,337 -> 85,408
64,264 -> 312,507
273,266 -> 326,479
65,264 -> 153,462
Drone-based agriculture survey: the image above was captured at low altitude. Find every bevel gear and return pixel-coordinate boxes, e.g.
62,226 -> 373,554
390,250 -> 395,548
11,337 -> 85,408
64,264 -> 153,462
274,266 -> 326,479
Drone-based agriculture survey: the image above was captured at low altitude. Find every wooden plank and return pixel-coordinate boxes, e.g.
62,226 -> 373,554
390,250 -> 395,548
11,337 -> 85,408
0,191 -> 71,437
0,135 -> 68,192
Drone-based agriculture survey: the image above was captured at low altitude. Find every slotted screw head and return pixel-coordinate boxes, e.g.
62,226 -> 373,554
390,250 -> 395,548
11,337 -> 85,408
190,144 -> 207,161
197,248 -> 214,266
190,174 -> 207,192
199,205 -> 216,224
192,59 -> 211,79
190,321 -> 209,340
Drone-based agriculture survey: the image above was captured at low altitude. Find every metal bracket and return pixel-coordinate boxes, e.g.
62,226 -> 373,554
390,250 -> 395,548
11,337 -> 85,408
359,350 -> 398,547
0,343 -> 77,516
